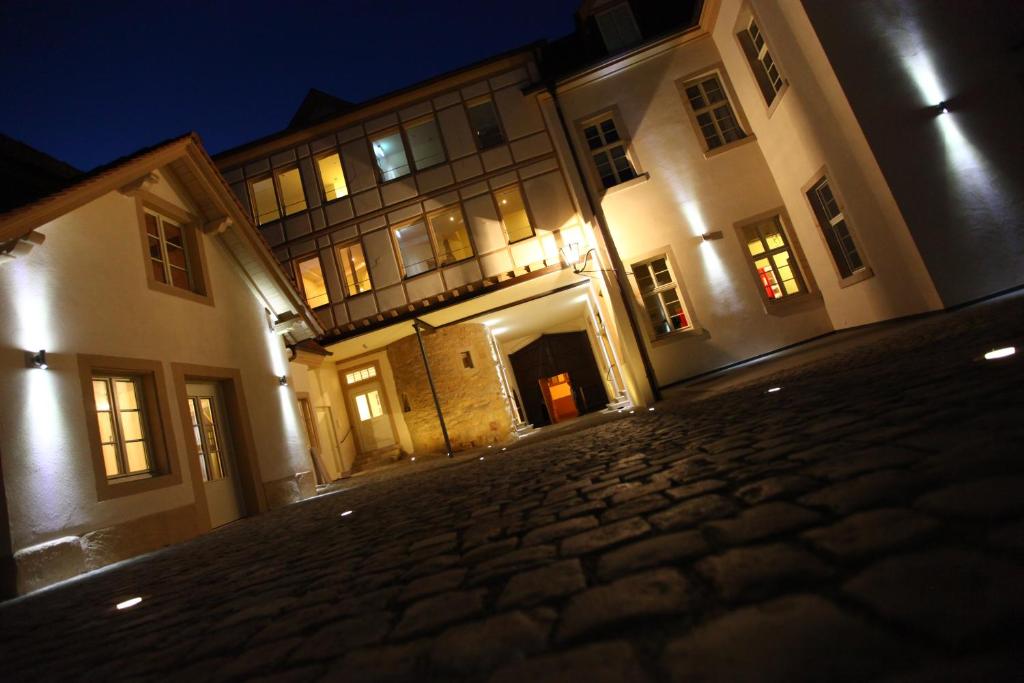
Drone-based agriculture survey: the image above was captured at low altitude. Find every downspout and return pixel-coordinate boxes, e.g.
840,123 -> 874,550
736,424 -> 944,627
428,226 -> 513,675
541,77 -> 663,402
413,319 -> 453,456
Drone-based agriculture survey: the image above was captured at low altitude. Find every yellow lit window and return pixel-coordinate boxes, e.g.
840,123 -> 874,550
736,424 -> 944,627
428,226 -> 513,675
277,167 -> 307,216
249,176 -> 280,225
297,255 -> 329,308
494,186 -> 534,243
429,206 -> 473,265
316,152 -> 349,201
344,366 -> 377,385
188,397 -> 225,482
337,242 -> 370,296
742,217 -> 805,300
355,389 -> 384,422
92,376 -> 152,479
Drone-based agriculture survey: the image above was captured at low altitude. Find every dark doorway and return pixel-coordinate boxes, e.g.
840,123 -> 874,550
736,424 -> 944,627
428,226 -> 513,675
509,331 -> 608,427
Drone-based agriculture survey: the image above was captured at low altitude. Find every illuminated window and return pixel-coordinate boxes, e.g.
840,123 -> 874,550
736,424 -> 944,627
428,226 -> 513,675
466,99 -> 504,149
406,118 -> 446,170
807,177 -> 867,280
337,241 -> 371,296
582,115 -> 638,189
429,206 -> 473,265
248,166 -> 308,224
393,220 -> 436,277
144,211 -> 193,291
739,17 -> 785,105
595,3 -> 642,54
188,396 -> 226,482
355,390 -> 383,422
741,216 -> 806,301
371,131 -> 411,182
494,185 -> 534,242
633,256 -> 692,336
296,255 -> 329,308
344,366 -> 377,384
682,75 -> 747,151
92,376 -> 152,480
315,152 -> 349,201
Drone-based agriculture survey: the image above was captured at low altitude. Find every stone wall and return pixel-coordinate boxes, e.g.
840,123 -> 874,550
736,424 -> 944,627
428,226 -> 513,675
387,324 -> 515,454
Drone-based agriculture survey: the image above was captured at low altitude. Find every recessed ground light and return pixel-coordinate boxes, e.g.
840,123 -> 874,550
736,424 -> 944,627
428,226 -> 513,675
411,456 -> 416,462
340,510 -> 353,517
501,447 -> 507,452
984,346 -> 1016,360
479,456 -> 485,461
648,407 -> 655,412
767,387 -> 782,393
629,409 -> 635,414
488,445 -> 492,448
116,597 -> 142,610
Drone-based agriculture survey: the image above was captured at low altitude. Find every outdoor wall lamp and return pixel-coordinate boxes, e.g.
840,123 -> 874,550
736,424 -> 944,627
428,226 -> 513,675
27,349 -> 47,369
701,230 -> 724,241
278,375 -> 288,386
561,241 -> 596,274
936,101 -> 949,115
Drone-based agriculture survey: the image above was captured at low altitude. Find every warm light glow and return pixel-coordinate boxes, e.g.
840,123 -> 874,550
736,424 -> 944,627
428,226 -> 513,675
479,456 -> 485,461
116,597 -> 142,610
490,326 -> 509,336
984,346 -> 1015,360
648,407 -> 654,411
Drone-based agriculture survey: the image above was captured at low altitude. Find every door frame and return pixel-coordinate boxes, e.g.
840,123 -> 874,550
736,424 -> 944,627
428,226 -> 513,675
171,363 -> 266,532
338,359 -> 399,457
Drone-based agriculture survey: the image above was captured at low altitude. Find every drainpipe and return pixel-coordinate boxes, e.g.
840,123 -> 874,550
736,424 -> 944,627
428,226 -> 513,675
413,319 -> 453,456
542,78 -> 662,402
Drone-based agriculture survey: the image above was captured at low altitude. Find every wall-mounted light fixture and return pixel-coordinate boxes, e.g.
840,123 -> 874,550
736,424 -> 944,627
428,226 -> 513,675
27,349 -> 47,369
701,231 -> 724,241
560,241 -> 597,274
278,375 -> 288,386
937,101 -> 949,115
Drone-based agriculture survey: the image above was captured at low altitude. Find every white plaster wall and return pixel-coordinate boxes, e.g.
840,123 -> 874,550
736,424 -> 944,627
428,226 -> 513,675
712,0 -> 943,324
555,35 -> 833,385
289,360 -> 356,479
0,171 -> 310,551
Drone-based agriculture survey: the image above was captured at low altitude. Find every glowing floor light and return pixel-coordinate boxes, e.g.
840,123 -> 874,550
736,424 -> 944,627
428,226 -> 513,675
340,510 -> 353,517
984,347 -> 1015,361
767,387 -> 782,394
116,597 -> 142,610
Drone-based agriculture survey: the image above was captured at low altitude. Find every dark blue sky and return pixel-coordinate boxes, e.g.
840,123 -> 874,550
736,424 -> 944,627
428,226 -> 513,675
0,0 -> 580,170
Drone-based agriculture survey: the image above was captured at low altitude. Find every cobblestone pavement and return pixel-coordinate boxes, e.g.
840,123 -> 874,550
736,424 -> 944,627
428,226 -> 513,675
2,293 -> 1024,681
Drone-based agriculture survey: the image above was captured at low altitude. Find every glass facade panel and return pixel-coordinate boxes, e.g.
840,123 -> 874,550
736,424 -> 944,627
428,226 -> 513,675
494,186 -> 533,242
297,256 -> 329,308
429,207 -> 473,265
467,100 -> 503,149
277,167 -> 307,216
394,221 -> 435,277
406,118 -> 445,169
337,242 -> 371,296
371,131 -> 410,181
316,152 -> 349,200
250,176 -> 280,224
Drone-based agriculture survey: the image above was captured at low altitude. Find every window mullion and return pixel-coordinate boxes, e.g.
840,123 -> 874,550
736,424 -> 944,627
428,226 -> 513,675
109,379 -> 130,478
156,219 -> 173,285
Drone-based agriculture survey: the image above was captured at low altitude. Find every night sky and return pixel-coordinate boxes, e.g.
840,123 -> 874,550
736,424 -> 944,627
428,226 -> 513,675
0,0 -> 580,171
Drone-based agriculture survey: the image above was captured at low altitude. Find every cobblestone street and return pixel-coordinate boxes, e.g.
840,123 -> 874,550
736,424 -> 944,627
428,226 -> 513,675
2,293 -> 1023,682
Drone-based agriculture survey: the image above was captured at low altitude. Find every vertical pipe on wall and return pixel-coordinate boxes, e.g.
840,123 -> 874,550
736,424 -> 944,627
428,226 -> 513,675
413,320 -> 453,456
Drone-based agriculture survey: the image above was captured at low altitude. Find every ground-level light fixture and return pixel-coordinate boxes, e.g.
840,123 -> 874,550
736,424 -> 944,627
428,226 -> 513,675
648,407 -> 655,412
479,456 -> 485,461
27,349 -> 47,369
278,375 -> 288,386
340,510 -> 353,517
984,346 -> 1015,360
767,386 -> 782,393
411,456 -> 417,462
116,597 -> 142,610
501,447 -> 506,452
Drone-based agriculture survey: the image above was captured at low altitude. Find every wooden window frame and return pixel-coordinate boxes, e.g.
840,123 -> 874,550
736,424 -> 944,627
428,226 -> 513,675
594,2 -> 643,54
676,67 -> 753,158
630,253 -> 695,340
464,96 -> 507,151
491,182 -> 538,245
369,128 -> 413,184
801,168 -> 874,288
77,354 -> 181,501
734,209 -> 816,310
336,240 -> 373,297
294,252 -> 331,310
577,109 -> 642,193
134,191 -> 213,306
312,149 -> 351,204
404,115 -> 449,172
736,11 -> 788,110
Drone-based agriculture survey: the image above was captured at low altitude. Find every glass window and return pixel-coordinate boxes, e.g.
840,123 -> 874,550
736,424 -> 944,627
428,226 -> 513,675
633,257 -> 691,336
596,3 -> 643,54
393,220 -> 436,277
344,366 -> 377,385
337,242 -> 371,296
582,116 -> 638,189
684,75 -> 746,150
189,397 -> 225,482
92,376 -> 152,479
740,17 -> 785,105
808,177 -> 865,279
355,389 -> 384,422
742,216 -> 806,300
145,211 -> 193,291
429,206 -> 474,265
494,185 -> 534,242
315,152 -> 349,201
466,99 -> 504,149
249,176 -> 280,225
297,255 -> 329,308
276,167 -> 307,216
405,118 -> 446,170
371,131 -> 411,182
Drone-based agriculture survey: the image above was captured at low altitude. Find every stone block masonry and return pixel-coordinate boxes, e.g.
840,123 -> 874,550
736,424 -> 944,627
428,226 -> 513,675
387,323 -> 515,454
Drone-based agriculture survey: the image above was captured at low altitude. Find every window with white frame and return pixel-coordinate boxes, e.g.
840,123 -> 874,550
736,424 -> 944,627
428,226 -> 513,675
144,211 -> 193,291
92,375 -> 153,480
633,256 -> 692,336
682,75 -> 747,151
582,115 -> 638,189
595,3 -> 642,54
740,216 -> 807,301
807,177 -> 866,280
739,16 -> 785,105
